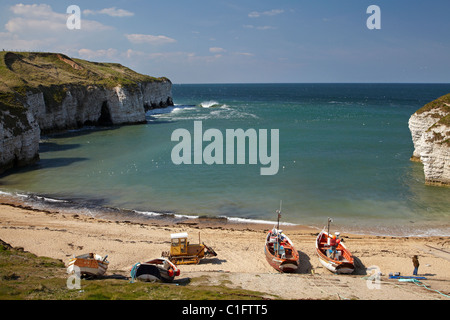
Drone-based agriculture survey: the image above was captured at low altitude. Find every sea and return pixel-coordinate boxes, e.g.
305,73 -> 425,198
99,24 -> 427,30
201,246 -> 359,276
1,83 -> 450,236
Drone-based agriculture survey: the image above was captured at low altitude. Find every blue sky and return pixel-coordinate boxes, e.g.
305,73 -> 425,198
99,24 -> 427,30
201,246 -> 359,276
1,0 -> 449,83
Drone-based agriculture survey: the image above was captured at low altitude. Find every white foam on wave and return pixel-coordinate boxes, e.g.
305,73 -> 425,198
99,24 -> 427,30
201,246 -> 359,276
147,101 -> 259,122
174,213 -> 200,219
134,210 -> 163,218
199,101 -> 221,108
146,105 -> 196,117
0,190 -> 36,201
134,209 -> 200,220
132,208 -> 296,226
35,196 -> 68,203
225,216 -> 297,226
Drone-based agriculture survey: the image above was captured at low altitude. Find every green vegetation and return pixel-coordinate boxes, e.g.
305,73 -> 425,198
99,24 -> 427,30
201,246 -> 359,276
0,51 -> 168,94
0,51 -> 168,112
416,93 -> 450,116
0,91 -> 31,134
438,114 -> 450,127
0,240 -> 271,300
0,51 -> 170,134
415,93 -> 450,146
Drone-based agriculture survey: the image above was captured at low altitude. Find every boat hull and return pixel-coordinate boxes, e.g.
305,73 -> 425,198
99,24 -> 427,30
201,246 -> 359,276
134,264 -> 175,283
315,230 -> 354,274
264,229 -> 299,273
264,247 -> 299,273
67,254 -> 109,277
317,254 -> 354,274
131,258 -> 179,283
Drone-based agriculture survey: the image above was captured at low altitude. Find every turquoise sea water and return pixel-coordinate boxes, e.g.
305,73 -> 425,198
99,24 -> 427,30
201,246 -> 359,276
1,84 -> 450,236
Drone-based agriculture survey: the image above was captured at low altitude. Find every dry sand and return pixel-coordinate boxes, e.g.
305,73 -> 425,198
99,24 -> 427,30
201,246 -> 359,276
0,201 -> 449,300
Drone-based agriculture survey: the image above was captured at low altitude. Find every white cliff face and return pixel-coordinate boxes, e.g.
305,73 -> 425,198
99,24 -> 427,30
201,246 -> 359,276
109,85 -> 145,124
419,125 -> 450,185
0,79 -> 173,173
27,80 -> 173,133
0,108 -> 40,174
141,81 -> 173,110
408,103 -> 450,186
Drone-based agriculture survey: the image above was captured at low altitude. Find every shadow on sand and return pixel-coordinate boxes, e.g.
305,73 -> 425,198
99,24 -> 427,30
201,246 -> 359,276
297,250 -> 313,274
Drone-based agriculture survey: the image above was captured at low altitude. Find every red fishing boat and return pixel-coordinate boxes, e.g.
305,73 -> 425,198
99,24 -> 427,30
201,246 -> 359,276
315,218 -> 354,274
264,203 -> 299,273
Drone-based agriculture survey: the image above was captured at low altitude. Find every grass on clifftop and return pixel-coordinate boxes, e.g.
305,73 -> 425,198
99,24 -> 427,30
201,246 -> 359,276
0,240 -> 270,300
0,51 -> 169,94
0,51 -> 170,130
416,94 -> 450,146
416,93 -> 450,117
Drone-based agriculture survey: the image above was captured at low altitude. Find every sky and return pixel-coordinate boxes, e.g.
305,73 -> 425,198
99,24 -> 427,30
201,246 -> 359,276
1,0 -> 450,84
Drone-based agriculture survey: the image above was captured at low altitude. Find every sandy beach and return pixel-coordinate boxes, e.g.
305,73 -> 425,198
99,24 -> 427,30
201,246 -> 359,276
0,199 -> 449,300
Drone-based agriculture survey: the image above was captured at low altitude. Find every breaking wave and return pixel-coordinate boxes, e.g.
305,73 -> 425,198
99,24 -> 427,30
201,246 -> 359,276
199,101 -> 222,108
146,105 -> 196,117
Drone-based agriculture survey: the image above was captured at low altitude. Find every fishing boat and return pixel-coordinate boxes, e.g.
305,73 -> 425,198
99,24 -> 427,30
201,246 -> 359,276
130,258 -> 180,283
315,218 -> 354,274
67,253 -> 109,277
264,202 -> 299,273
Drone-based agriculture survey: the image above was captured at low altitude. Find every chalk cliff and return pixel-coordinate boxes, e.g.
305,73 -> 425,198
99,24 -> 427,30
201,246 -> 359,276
26,81 -> 173,133
0,52 -> 173,174
408,94 -> 450,186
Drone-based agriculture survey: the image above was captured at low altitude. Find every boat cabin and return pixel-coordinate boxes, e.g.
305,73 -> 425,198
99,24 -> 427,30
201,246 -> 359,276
170,232 -> 205,258
170,232 -> 189,256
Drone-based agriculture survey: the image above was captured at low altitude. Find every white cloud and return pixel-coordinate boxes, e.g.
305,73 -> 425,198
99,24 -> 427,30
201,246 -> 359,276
209,47 -> 226,53
10,3 -> 56,18
5,17 -> 111,34
243,25 -> 276,30
121,49 -> 223,65
248,9 -> 284,18
124,49 -> 147,59
6,17 -> 62,33
6,3 -> 113,34
233,52 -> 255,57
83,7 -> 134,17
0,31 -> 57,51
77,48 -> 119,61
126,34 -> 176,45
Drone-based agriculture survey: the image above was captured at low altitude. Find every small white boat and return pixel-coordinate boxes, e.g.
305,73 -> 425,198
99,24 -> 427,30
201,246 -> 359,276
130,258 -> 180,283
67,253 -> 109,277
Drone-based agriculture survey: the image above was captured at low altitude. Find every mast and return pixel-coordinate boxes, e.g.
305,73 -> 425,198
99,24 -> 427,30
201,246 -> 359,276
275,200 -> 282,256
276,200 -> 282,230
327,217 -> 332,236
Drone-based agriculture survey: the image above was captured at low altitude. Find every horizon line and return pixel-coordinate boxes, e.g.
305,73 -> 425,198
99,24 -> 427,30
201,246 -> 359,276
172,82 -> 450,85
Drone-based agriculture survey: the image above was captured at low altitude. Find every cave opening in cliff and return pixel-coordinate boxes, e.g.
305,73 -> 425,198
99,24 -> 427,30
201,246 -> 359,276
98,101 -> 113,126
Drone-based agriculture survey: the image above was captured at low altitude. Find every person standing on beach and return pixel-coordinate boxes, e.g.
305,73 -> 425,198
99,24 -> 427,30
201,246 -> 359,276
412,255 -> 420,276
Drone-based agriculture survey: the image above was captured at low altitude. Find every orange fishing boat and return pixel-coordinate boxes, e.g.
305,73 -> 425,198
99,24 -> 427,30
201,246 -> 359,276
67,253 -> 109,277
264,203 -> 299,273
315,218 -> 354,274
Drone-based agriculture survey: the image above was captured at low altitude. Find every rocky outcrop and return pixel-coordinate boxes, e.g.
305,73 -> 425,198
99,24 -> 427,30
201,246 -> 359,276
0,102 -> 40,173
0,52 -> 173,174
408,94 -> 450,186
26,80 -> 173,134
